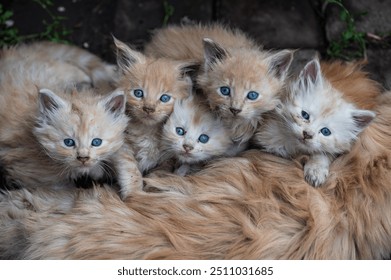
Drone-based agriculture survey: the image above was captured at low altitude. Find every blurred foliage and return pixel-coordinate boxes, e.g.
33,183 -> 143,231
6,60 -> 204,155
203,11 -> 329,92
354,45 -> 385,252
0,0 -> 71,47
163,1 -> 174,26
325,0 -> 367,60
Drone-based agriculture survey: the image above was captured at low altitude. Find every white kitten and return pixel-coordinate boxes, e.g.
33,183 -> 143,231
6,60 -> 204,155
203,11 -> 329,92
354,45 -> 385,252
160,94 -> 233,176
252,58 -> 375,187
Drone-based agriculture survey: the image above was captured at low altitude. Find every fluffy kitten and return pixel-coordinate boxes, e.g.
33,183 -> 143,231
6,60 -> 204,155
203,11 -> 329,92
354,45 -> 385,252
0,44 -> 141,199
1,87 -> 142,198
145,24 -> 294,152
251,58 -> 376,187
159,94 -> 233,176
0,90 -> 389,259
0,41 -> 117,90
113,38 -> 193,173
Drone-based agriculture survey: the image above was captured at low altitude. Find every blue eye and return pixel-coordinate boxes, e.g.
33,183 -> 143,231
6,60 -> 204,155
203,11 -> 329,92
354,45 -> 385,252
176,127 -> 185,136
64,138 -> 75,147
133,89 -> 144,98
198,134 -> 209,143
320,127 -> 331,136
219,86 -> 231,96
301,110 -> 310,120
247,91 -> 259,100
91,138 -> 102,147
160,94 -> 171,103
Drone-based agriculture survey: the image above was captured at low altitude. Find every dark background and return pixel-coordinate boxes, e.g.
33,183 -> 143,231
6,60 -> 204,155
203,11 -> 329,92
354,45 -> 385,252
2,0 -> 391,88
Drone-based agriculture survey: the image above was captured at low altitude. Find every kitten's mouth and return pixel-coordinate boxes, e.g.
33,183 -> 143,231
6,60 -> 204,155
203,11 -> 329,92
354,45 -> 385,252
179,152 -> 193,159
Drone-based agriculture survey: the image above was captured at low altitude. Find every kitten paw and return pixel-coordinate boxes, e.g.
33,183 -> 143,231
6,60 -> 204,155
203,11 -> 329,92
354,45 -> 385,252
304,164 -> 329,188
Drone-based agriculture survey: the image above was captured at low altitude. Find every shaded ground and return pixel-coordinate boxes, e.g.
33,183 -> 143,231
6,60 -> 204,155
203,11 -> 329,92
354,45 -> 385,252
2,0 -> 391,88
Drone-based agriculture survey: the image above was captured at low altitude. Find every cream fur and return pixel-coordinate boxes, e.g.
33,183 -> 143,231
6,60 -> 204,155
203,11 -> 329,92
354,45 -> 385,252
158,94 -> 233,176
0,90 -> 390,259
0,42 -> 142,198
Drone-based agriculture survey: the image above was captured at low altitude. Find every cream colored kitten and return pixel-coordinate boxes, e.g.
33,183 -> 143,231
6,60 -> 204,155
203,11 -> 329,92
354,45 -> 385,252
0,41 -> 117,90
0,43 -> 141,199
145,24 -> 294,153
159,94 -> 233,176
113,38 -> 193,173
1,87 -> 142,199
252,58 -> 375,187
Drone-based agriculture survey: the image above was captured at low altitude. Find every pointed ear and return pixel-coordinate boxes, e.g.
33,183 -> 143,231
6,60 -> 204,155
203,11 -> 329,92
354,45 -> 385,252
203,38 -> 227,69
102,90 -> 126,117
177,61 -> 200,78
300,58 -> 322,88
352,110 -> 375,129
38,89 -> 67,113
113,36 -> 145,72
267,50 -> 294,81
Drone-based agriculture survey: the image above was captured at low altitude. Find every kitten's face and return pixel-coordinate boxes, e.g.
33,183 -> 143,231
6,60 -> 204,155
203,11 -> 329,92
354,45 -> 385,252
280,59 -> 375,155
162,96 -> 232,164
34,88 -> 128,176
114,38 -> 191,126
198,40 -> 293,123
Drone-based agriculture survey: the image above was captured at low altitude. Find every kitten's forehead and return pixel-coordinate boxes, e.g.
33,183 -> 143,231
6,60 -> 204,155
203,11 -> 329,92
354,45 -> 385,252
208,51 -> 282,96
121,57 -> 188,98
296,82 -> 345,115
55,92 -> 126,138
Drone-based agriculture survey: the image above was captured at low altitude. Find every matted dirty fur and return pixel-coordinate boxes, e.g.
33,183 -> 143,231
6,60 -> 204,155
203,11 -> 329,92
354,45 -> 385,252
0,65 -> 390,260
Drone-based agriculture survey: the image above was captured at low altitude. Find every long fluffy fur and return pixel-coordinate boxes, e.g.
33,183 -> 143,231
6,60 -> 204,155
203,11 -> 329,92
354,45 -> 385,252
0,89 -> 390,259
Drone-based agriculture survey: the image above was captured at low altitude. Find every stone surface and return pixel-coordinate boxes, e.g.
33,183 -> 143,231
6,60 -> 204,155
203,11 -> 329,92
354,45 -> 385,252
216,0 -> 326,50
365,49 -> 391,90
3,0 -> 391,88
325,0 -> 391,42
113,0 -> 213,51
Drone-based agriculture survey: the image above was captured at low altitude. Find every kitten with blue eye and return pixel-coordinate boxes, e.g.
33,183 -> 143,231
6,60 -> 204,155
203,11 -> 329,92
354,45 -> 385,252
145,24 -> 294,154
158,94 -> 233,176
113,38 -> 193,173
0,87 -> 142,199
0,42 -> 142,199
251,58 -> 376,187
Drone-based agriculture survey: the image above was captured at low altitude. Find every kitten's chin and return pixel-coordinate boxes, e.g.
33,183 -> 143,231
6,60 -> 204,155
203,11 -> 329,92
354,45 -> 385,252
178,153 -> 195,163
296,139 -> 318,154
72,163 -> 103,180
137,115 -> 164,126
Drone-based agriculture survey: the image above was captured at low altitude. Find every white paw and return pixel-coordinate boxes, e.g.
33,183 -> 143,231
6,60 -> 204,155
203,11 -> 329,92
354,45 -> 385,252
304,163 -> 329,188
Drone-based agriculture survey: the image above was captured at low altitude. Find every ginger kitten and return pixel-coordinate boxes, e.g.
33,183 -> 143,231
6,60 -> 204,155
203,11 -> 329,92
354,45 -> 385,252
251,58 -> 376,187
145,24 -> 294,153
159,94 -> 233,176
113,38 -> 193,173
0,43 -> 141,199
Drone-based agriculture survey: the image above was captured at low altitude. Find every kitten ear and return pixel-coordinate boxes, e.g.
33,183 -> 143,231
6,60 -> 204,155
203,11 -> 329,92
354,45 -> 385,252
267,50 -> 294,81
38,88 -> 67,113
203,38 -> 227,69
297,58 -> 323,93
299,58 -> 323,90
102,90 -> 126,117
352,110 -> 376,129
113,37 -> 145,72
177,61 -> 200,78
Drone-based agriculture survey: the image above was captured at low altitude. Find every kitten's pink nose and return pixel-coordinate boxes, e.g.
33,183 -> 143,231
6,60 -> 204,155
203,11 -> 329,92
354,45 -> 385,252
303,131 -> 313,140
229,107 -> 242,116
77,156 -> 90,164
183,144 -> 194,153
142,106 -> 155,114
